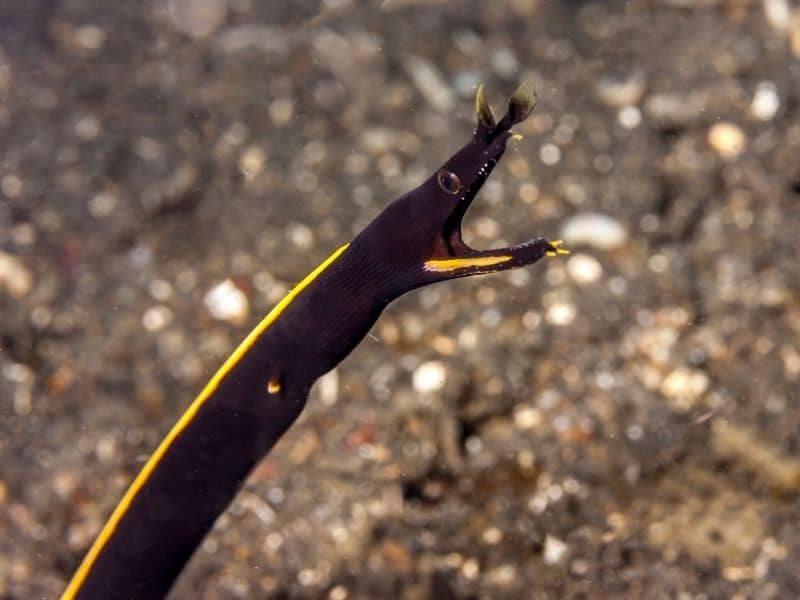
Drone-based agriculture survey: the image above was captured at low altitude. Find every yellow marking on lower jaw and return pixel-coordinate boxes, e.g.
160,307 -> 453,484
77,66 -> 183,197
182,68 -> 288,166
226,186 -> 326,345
61,242 -> 350,600
424,255 -> 512,272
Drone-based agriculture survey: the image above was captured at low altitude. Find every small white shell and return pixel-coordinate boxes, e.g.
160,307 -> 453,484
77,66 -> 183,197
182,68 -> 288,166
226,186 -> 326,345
560,213 -> 628,250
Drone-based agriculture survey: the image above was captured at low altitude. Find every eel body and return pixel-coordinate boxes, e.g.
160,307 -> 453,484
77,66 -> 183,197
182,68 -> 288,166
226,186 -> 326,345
63,82 -> 566,599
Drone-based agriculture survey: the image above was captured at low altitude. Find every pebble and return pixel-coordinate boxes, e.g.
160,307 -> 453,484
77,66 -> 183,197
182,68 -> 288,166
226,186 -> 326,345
491,47 -> 518,78
1,174 -> 22,198
95,435 -> 117,463
617,105 -> 642,129
453,30 -> 484,57
380,539 -> 413,573
269,98 -> 294,126
593,154 -> 613,173
660,367 -> 709,409
134,137 -> 164,162
328,586 -> 348,600
522,310 -> 541,330
430,334 -> 456,355
560,213 -> 628,250
480,307 -> 502,328
286,223 -> 314,250
88,191 -> 118,218
168,0 -> 227,38
74,115 -> 101,140
644,92 -> 707,126
452,70 -> 481,97
486,564 -> 516,586
215,25 -> 289,56
519,182 -> 539,204
750,82 -> 779,121
763,0 -> 792,32
142,305 -> 173,332
546,302 -> 576,327
708,122 -> 747,159
595,71 -> 646,108
297,568 -> 319,586
539,143 -> 561,166
472,216 -> 501,239
566,254 -> 603,284
543,535 -> 568,565
0,250 -> 33,298
360,128 -> 396,155
412,360 -> 446,393
513,405 -> 542,429
461,557 -> 480,580
239,145 -> 266,180
318,369 -> 339,406
148,279 -> 174,301
403,55 -> 454,112
73,24 -> 106,52
204,279 -> 249,325
482,526 -> 503,545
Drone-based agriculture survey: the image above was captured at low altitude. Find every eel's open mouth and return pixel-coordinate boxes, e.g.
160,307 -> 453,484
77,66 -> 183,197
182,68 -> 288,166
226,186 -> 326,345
424,82 -> 568,274
441,132 -> 510,258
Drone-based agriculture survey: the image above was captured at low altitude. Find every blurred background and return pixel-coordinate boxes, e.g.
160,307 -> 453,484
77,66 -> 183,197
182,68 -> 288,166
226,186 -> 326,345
1,0 -> 799,598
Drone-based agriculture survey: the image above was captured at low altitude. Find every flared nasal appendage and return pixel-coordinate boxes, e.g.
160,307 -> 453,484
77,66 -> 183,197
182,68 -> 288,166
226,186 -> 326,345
474,81 -> 538,142
507,80 -> 537,124
494,80 -> 538,134
475,83 -> 496,129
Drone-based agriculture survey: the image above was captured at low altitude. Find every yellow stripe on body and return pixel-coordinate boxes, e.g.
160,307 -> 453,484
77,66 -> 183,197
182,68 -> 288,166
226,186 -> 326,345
62,242 -> 350,600
423,255 -> 511,272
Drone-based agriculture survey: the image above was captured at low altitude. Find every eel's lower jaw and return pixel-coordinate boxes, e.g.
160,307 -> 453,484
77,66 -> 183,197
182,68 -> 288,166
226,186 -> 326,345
423,236 -> 557,275
440,228 -> 555,260
471,236 -> 570,262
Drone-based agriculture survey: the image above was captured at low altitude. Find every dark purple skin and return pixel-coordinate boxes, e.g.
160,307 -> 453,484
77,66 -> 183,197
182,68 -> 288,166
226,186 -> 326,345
69,83 -> 560,599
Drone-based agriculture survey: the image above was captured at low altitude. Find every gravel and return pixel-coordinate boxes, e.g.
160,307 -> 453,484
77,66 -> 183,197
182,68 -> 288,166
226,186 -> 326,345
1,1 -> 799,598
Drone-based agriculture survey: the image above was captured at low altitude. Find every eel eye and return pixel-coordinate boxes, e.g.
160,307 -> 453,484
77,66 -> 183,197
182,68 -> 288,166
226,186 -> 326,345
437,169 -> 462,195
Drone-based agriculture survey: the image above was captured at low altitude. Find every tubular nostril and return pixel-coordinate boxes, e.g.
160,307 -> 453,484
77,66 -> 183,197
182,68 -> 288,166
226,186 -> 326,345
475,83 -> 497,129
508,80 -> 538,124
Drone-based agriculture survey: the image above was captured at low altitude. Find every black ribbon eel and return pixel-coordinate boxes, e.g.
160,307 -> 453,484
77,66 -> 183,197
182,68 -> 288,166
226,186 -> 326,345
62,82 -> 568,599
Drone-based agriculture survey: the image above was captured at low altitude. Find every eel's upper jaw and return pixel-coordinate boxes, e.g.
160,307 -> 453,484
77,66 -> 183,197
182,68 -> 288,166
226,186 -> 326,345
433,81 -> 564,264
440,81 -> 539,258
440,133 -> 510,257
